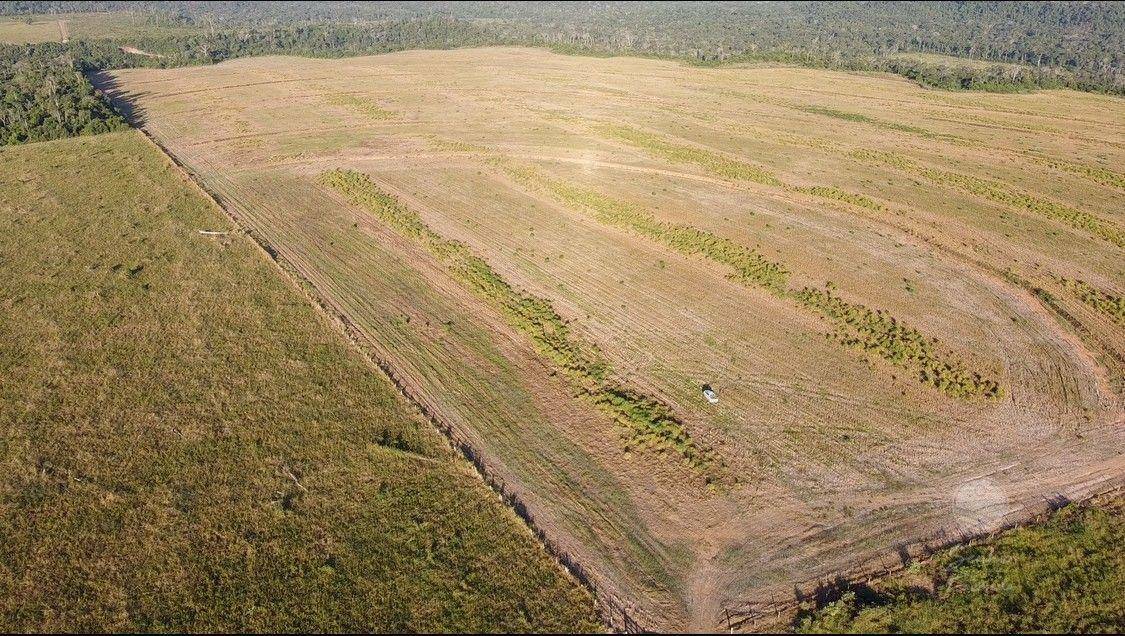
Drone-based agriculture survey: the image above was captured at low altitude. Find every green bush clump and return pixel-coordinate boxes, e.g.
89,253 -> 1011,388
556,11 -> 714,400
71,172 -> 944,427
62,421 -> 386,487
1060,278 -> 1125,325
319,169 -> 719,478
794,286 -> 1001,399
599,123 -> 783,186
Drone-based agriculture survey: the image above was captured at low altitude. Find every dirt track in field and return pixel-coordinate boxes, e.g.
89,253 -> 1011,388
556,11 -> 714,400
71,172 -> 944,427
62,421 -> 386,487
98,48 -> 1124,631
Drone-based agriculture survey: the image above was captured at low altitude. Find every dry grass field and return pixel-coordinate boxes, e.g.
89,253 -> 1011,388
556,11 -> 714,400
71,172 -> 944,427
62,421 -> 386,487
100,47 -> 1125,631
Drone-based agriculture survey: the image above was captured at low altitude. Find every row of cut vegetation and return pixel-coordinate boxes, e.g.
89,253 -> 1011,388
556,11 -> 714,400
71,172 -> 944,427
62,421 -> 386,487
1027,155 -> 1125,192
499,162 -> 790,293
796,104 -> 942,139
599,122 -> 886,215
326,93 -> 395,119
792,185 -> 885,212
473,147 -> 999,400
851,149 -> 1124,248
599,123 -> 782,186
782,100 -> 1123,195
319,168 -> 720,480
794,286 -> 1002,398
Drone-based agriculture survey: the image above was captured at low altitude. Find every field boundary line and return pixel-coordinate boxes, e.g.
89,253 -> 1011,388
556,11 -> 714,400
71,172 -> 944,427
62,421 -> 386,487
127,129 -> 636,633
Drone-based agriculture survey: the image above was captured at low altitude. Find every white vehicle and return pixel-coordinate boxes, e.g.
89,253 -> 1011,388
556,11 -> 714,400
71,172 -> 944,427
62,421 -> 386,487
701,384 -> 719,404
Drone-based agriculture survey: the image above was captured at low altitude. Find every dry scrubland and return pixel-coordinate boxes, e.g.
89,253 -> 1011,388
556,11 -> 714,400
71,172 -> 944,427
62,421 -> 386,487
0,131 -> 598,632
100,48 -> 1125,630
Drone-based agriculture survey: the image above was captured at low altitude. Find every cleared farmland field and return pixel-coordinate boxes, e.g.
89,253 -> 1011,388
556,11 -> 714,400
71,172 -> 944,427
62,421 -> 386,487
101,48 -> 1125,631
0,131 -> 598,632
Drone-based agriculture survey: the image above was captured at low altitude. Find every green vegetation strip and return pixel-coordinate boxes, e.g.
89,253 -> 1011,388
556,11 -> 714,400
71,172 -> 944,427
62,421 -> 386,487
477,140 -> 998,399
795,500 -> 1125,633
852,149 -> 1124,248
1060,278 -> 1125,325
498,162 -> 790,293
319,169 -> 719,479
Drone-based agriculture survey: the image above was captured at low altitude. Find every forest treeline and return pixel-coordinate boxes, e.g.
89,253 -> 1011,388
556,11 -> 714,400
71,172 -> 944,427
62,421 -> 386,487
1,2 -> 1122,145
2,1 -> 1121,91
0,47 -> 127,145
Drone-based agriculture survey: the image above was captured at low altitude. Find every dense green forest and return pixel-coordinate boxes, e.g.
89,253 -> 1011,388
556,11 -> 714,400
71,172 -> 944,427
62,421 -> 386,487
0,47 -> 126,144
0,2 -> 1122,145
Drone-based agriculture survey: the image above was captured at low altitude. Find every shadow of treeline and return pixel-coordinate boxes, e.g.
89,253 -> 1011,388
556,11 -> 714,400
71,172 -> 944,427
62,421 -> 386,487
90,71 -> 149,129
